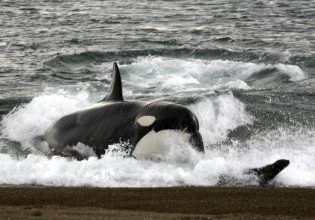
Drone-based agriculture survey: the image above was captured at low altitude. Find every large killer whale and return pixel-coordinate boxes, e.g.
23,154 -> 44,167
43,62 -> 290,185
44,62 -> 204,159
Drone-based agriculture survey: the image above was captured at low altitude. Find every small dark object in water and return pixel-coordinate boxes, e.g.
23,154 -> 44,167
245,159 -> 290,186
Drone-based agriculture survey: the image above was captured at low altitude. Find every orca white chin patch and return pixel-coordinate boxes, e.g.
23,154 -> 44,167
132,130 -> 191,160
137,115 -> 156,127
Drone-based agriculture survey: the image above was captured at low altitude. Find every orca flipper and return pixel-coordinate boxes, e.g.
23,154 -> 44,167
245,159 -> 290,186
102,62 -> 124,102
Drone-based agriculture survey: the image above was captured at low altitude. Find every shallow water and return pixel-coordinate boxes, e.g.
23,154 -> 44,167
0,0 -> 314,187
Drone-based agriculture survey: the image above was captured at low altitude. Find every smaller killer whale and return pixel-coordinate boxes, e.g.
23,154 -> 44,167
245,159 -> 290,186
218,159 -> 290,186
44,62 -> 204,159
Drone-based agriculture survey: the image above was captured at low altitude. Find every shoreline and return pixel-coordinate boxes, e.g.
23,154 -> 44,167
1,186 -> 315,219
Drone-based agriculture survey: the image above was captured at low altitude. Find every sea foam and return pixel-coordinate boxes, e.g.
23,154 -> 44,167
0,126 -> 314,187
0,89 -> 314,187
0,58 -> 312,187
117,57 -> 307,95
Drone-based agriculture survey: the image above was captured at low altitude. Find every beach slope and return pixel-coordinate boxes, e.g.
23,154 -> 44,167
0,187 -> 315,219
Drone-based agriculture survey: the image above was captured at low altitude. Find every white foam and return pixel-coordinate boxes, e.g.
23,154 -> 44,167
191,94 -> 254,146
122,57 -> 253,93
0,57 -> 312,187
0,89 -> 314,187
0,126 -> 314,187
276,63 -> 307,81
1,89 -> 91,151
119,56 -> 307,96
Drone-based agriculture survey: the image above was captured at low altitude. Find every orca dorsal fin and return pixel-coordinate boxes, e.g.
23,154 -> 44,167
102,62 -> 124,102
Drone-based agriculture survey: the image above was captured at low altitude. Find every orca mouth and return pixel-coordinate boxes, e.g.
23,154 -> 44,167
153,119 -> 204,152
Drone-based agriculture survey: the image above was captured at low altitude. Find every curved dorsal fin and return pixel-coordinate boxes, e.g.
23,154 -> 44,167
102,62 -> 124,102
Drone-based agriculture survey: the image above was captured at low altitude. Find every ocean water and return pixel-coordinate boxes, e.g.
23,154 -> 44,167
0,0 -> 314,187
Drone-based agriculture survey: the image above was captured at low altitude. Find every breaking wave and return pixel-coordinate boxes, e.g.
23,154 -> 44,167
0,88 -> 314,187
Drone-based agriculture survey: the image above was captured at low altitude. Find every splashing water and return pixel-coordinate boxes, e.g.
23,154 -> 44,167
0,87 -> 314,187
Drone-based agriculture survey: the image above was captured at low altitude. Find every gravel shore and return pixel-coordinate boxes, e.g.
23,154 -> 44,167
0,186 -> 314,219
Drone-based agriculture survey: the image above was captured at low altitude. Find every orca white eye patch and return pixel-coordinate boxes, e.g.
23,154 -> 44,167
137,116 -> 156,126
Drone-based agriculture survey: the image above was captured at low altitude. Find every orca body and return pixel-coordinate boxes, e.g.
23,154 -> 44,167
45,62 -> 204,158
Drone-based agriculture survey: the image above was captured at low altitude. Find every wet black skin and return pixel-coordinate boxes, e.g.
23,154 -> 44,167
46,100 -> 204,157
218,159 -> 290,186
45,62 -> 204,157
245,159 -> 290,186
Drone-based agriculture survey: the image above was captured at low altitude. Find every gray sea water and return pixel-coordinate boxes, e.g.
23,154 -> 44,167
0,0 -> 314,187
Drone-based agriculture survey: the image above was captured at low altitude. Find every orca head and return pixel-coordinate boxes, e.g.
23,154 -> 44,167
132,101 -> 204,159
273,159 -> 290,170
102,62 -> 204,159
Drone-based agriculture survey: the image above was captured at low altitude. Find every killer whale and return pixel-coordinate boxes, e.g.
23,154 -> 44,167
44,62 -> 204,158
43,61 -> 290,185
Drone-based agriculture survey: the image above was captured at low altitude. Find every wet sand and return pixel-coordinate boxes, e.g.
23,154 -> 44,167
0,186 -> 315,219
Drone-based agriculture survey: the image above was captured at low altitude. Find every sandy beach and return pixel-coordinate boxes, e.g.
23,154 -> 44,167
0,186 -> 315,219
